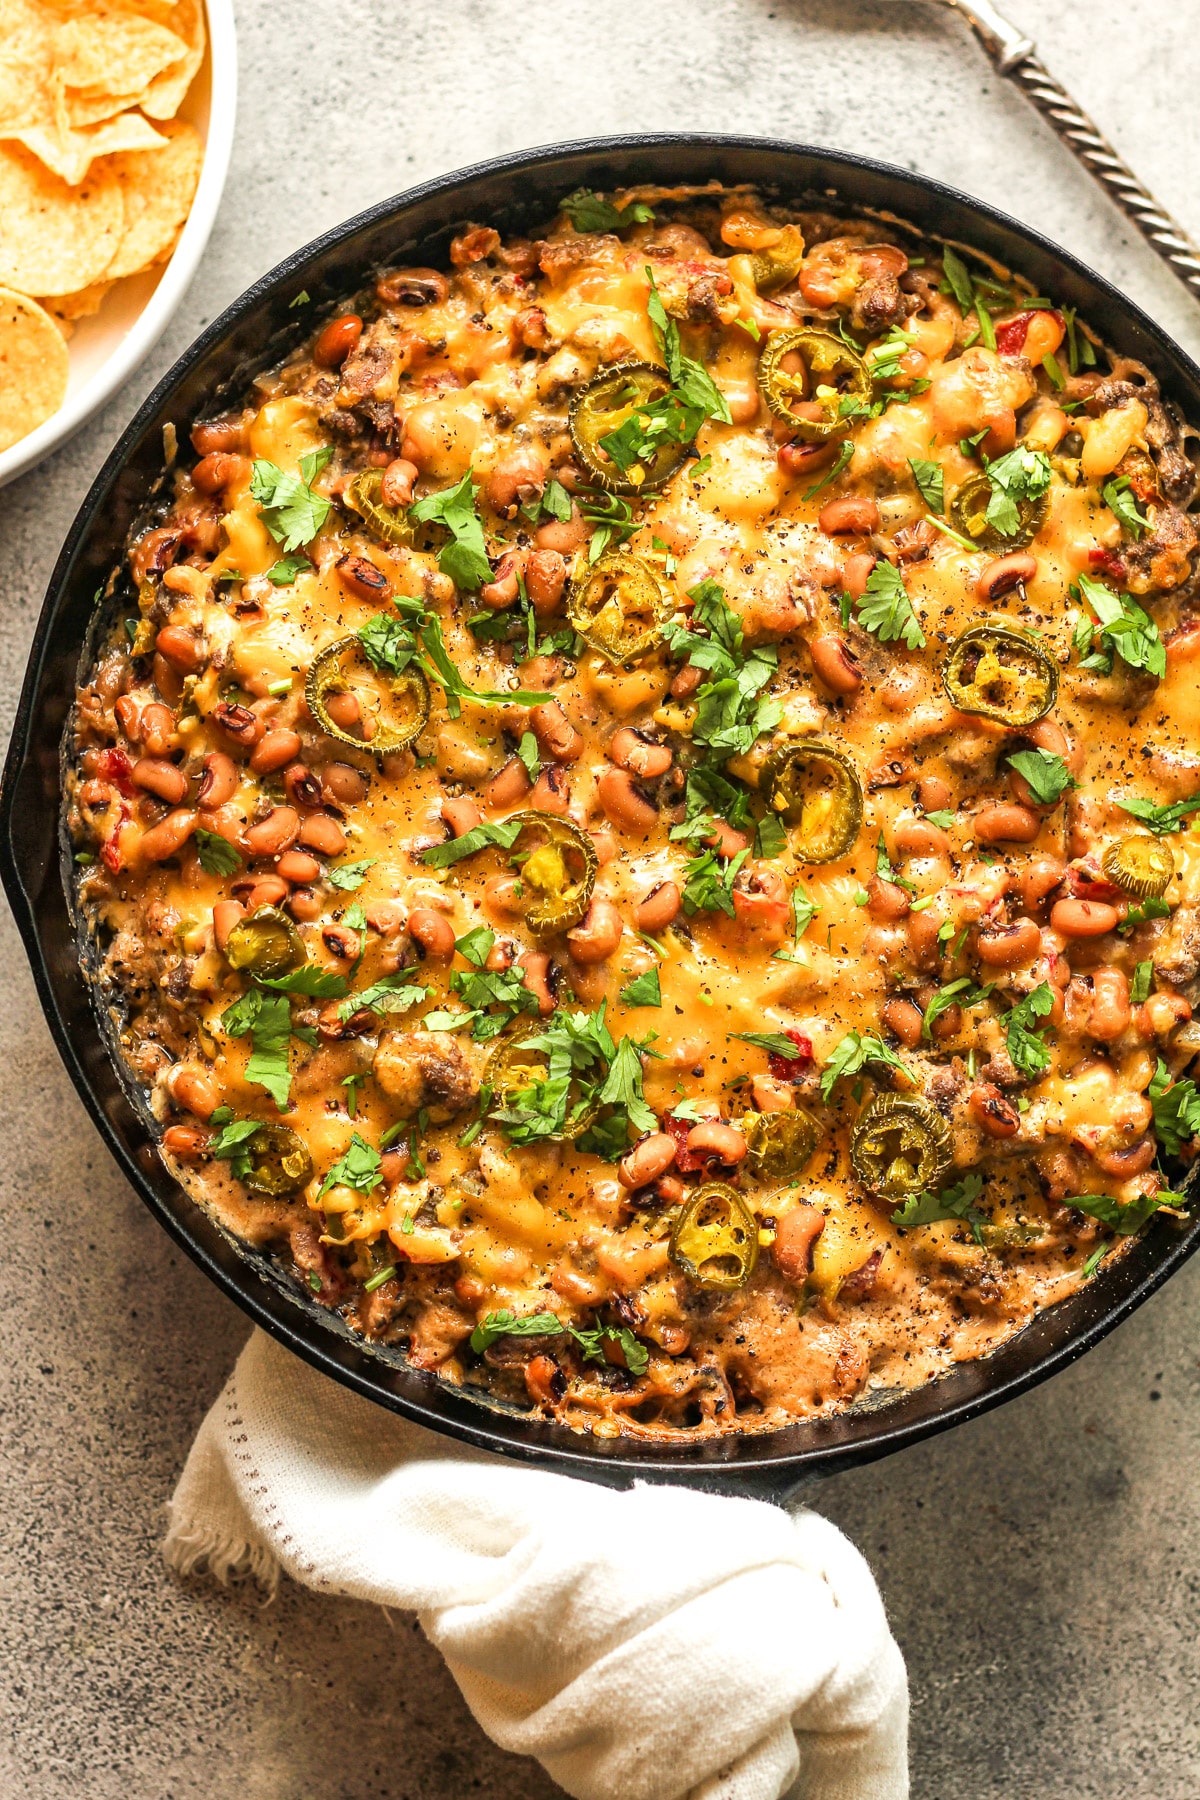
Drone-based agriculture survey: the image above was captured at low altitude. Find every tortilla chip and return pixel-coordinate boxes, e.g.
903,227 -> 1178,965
137,0 -> 204,120
0,286 -> 70,452
0,51 -> 51,134
40,278 -> 115,320
15,105 -> 167,187
53,7 -> 186,97
0,142 -> 124,294
65,85 -> 143,128
103,114 -> 201,277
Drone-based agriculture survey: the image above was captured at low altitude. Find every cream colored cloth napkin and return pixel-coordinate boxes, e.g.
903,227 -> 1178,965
164,1329 -> 908,1800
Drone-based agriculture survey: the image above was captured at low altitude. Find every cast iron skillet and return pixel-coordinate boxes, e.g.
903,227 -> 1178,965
4,134 -> 1199,1506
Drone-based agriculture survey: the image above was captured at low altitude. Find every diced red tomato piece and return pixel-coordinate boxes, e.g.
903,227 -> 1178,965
96,748 -> 135,797
664,1114 -> 709,1174
767,1029 -> 814,1082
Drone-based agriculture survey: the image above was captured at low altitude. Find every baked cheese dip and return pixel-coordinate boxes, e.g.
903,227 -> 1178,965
69,185 -> 1200,1438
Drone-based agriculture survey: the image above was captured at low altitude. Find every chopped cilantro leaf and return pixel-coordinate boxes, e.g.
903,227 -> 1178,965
318,1131 -> 382,1200
327,857 -> 377,890
893,1173 -> 986,1241
423,817 -> 524,869
921,976 -> 993,1041
1103,475 -> 1149,540
222,988 -> 293,1109
801,439 -> 854,501
1007,749 -> 1077,806
1076,573 -> 1165,679
819,1030 -> 906,1101
908,457 -> 945,513
854,560 -> 925,650
1149,1058 -> 1200,1157
561,189 -> 654,232
196,829 -> 242,876
620,968 -> 662,1008
731,1031 -> 806,1059
1118,791 -> 1200,836
1001,981 -> 1054,1079
983,447 -> 1052,539
409,472 -> 493,591
266,553 -> 312,585
249,448 -> 333,552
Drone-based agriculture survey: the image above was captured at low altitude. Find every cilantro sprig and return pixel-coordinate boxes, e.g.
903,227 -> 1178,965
892,1173 -> 987,1242
1001,982 -> 1054,1079
1074,573 -> 1165,680
561,190 -> 654,233
250,447 -> 333,552
851,561 -> 925,651
409,473 -> 493,591
1007,749 -> 1077,806
1118,791 -> 1200,837
819,1031 -> 907,1101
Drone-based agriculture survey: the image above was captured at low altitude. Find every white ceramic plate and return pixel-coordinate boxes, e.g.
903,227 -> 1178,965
0,0 -> 238,491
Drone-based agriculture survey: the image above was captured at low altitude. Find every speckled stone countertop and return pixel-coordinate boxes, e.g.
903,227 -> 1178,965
3,3 -> 1200,1794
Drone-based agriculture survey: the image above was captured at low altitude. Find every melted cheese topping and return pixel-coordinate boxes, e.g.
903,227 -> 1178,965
71,193 -> 1200,1440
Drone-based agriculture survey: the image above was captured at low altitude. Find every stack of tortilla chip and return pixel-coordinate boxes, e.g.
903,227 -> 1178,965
0,0 -> 207,455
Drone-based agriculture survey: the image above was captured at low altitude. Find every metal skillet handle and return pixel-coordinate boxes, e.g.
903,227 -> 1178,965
932,0 -> 1200,302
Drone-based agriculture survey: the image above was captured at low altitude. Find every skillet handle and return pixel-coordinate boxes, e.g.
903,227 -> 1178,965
945,0 -> 1200,302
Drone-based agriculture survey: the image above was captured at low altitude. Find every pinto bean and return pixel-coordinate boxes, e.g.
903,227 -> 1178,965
597,765 -> 657,834
976,552 -> 1037,601
285,762 -> 323,809
609,727 -> 672,778
191,452 -> 248,496
191,415 -> 245,455
818,495 -> 880,535
212,701 -> 264,748
968,1083 -> 1021,1138
167,1064 -> 221,1120
567,898 -> 623,964
139,808 -> 197,862
139,702 -> 177,757
409,908 -> 456,960
841,551 -> 876,597
322,690 -> 361,731
976,916 -> 1041,966
882,996 -> 923,1048
520,949 -> 556,1015
1050,897 -> 1119,938
686,1120 -> 747,1165
287,887 -> 323,922
1137,993 -> 1191,1037
442,795 -> 482,837
212,899 -> 245,951
335,553 -> 392,604
894,817 -> 949,857
320,762 -> 368,806
161,1125 -> 211,1162
669,662 -> 703,700
866,875 -> 910,921
528,766 -> 571,814
276,850 -> 321,884
637,881 -> 681,932
380,457 -> 419,509
376,267 -> 448,306
250,729 -> 303,776
1092,1136 -> 1157,1178
240,874 -> 289,910
525,548 -> 567,616
974,803 -> 1041,846
534,508 -> 590,553
1019,854 -> 1066,912
154,624 -> 205,672
809,633 -> 863,695
484,757 -> 533,809
771,1203 -> 826,1281
529,701 -> 582,764
298,812 -> 347,856
313,312 -> 363,368
732,864 -> 790,942
244,806 -> 301,858
131,757 -> 188,804
906,908 -> 945,972
618,1132 -> 677,1189
485,447 -> 545,515
1088,967 -> 1131,1042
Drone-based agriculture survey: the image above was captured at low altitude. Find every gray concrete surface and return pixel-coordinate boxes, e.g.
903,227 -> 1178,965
3,2 -> 1200,1794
